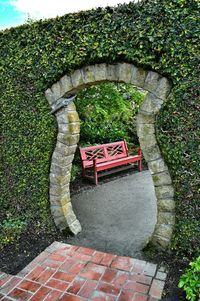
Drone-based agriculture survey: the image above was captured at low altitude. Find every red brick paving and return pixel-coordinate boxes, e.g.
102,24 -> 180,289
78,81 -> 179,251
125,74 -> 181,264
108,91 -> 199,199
0,242 -> 166,300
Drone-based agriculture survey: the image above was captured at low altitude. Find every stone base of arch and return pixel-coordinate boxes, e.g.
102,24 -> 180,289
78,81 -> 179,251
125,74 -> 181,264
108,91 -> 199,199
45,63 -> 175,249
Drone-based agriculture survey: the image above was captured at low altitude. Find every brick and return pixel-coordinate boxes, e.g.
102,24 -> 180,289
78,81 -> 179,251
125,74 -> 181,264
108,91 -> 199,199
79,270 -> 102,281
43,290 -> 62,301
17,280 -> 41,292
132,260 -> 146,274
34,268 -> 55,284
29,286 -> 51,301
67,277 -> 85,295
0,275 -> 12,287
68,262 -> 86,275
59,294 -> 86,301
60,258 -> 77,272
101,269 -> 117,283
78,280 -> 97,298
91,291 -> 116,301
143,263 -> 157,277
100,254 -> 116,266
111,256 -> 134,272
53,271 -> 75,282
97,283 -> 120,296
112,271 -> 128,288
46,278 -> 69,291
130,274 -> 152,285
78,247 -> 95,256
149,279 -> 165,299
48,254 -> 66,262
41,259 -> 62,269
73,253 -> 91,262
123,281 -> 149,294
132,293 -> 148,301
118,290 -> 134,301
0,276 -> 22,294
91,252 -> 104,264
84,263 -> 106,275
26,266 -> 46,281
8,288 -> 33,301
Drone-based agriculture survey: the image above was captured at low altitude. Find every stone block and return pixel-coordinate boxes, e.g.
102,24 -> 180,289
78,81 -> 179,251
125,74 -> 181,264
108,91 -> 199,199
152,235 -> 171,249
57,133 -> 80,146
69,123 -> 80,134
143,71 -> 160,92
71,69 -> 84,88
56,113 -> 69,124
53,215 -> 68,230
154,224 -> 173,240
106,64 -> 119,81
50,163 -> 72,176
140,93 -> 163,115
67,102 -> 76,111
51,81 -> 62,101
155,185 -> 174,199
152,171 -> 172,186
148,158 -> 168,174
45,88 -> 55,105
52,152 -> 74,166
118,63 -> 133,83
137,113 -> 155,124
69,219 -> 82,235
157,212 -> 175,225
157,199 -> 175,212
50,173 -> 71,186
82,65 -> 96,83
137,123 -> 155,138
50,193 -> 71,206
60,75 -> 73,95
66,207 -> 77,224
55,142 -> 77,156
50,183 -> 70,196
68,111 -> 80,123
130,66 -> 147,88
58,123 -> 69,133
153,77 -> 171,100
141,144 -> 161,162
94,63 -> 107,81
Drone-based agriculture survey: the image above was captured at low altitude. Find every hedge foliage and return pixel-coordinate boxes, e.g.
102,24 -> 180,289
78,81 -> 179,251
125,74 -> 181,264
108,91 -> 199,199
0,0 -> 199,257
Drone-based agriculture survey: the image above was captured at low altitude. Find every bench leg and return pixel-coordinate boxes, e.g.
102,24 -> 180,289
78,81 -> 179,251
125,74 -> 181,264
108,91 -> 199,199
138,159 -> 142,172
94,170 -> 98,185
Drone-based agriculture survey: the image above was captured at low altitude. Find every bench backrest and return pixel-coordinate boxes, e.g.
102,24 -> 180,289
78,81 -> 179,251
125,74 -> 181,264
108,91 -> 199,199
80,141 -> 129,168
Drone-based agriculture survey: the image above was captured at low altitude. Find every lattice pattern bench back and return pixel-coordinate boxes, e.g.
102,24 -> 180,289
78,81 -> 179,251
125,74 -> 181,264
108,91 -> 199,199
80,141 -> 129,168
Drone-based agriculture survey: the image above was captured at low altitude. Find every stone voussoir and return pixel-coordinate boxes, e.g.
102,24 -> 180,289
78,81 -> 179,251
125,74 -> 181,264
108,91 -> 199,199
148,158 -> 168,174
57,132 -> 80,146
60,75 -> 73,95
94,63 -> 107,81
69,219 -> 82,234
157,211 -> 175,225
143,71 -> 161,92
140,92 -> 164,115
130,66 -> 147,87
152,171 -> 172,186
137,123 -> 155,138
71,69 -> 84,88
137,113 -> 155,124
117,63 -> 133,83
155,185 -> 174,200
81,65 -> 96,83
50,173 -> 71,186
154,224 -> 173,240
67,111 -> 80,123
50,183 -> 70,196
157,199 -> 175,212
141,145 -> 161,162
51,81 -> 62,101
153,77 -> 171,100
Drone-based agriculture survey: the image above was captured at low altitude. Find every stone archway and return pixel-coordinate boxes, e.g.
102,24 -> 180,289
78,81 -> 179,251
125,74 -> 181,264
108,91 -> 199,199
45,63 -> 175,248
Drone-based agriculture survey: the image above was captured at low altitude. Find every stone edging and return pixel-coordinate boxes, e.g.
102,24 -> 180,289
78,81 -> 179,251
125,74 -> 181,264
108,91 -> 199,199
45,63 -> 175,248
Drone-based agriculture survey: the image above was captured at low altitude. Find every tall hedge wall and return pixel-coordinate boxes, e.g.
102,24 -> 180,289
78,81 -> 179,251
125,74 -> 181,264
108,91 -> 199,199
0,0 -> 199,258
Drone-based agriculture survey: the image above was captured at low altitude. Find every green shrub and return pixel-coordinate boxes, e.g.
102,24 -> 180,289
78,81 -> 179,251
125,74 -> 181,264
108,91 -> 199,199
178,256 -> 200,301
0,217 -> 27,248
0,0 -> 199,258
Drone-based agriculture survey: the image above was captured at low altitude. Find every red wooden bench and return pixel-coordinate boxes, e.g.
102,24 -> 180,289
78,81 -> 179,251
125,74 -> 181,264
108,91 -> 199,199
79,140 -> 142,185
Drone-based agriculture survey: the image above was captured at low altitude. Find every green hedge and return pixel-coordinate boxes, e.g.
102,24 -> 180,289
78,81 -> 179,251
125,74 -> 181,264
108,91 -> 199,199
0,0 -> 199,257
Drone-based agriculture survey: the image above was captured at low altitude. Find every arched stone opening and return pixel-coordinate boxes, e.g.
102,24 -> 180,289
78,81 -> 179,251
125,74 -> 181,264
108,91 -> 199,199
45,63 -> 175,249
